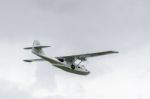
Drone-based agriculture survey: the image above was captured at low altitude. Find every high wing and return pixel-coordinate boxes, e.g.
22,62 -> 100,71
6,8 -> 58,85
56,51 -> 119,61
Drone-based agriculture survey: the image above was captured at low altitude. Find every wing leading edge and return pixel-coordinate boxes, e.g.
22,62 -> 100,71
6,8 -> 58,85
57,51 -> 119,59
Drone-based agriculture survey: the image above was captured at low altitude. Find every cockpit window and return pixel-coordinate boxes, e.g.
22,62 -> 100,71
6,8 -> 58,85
71,64 -> 75,69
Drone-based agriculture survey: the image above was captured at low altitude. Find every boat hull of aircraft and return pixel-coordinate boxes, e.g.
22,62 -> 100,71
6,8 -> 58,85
37,54 -> 90,75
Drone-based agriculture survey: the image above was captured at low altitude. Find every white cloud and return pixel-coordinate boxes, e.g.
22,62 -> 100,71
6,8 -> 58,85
0,0 -> 150,99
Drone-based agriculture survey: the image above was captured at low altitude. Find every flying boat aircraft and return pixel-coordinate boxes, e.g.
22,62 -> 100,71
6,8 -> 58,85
23,40 -> 118,75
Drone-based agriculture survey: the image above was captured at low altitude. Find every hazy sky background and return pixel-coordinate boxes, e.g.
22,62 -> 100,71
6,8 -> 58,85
0,0 -> 150,99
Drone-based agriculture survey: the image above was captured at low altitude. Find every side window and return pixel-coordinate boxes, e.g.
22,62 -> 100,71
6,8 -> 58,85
57,58 -> 64,62
71,64 -> 75,69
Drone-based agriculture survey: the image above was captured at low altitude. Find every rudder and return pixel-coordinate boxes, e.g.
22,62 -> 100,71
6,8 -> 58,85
32,40 -> 49,56
24,40 -> 50,56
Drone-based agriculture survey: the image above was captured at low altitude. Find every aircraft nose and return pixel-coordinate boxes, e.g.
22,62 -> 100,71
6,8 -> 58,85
87,70 -> 90,74
84,69 -> 90,74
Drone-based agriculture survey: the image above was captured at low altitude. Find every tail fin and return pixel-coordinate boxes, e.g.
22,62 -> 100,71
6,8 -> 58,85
24,40 -> 50,56
32,40 -> 50,56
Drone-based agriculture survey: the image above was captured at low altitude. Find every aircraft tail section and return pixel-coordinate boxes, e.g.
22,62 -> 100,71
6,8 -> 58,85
24,40 -> 50,56
24,46 -> 50,49
32,40 -> 50,56
23,40 -> 63,65
23,58 -> 44,62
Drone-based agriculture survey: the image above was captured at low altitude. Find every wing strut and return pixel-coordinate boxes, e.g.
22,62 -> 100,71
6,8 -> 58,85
77,60 -> 83,67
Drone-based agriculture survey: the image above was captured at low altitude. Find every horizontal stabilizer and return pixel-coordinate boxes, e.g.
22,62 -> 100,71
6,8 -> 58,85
24,46 -> 50,49
23,59 -> 44,62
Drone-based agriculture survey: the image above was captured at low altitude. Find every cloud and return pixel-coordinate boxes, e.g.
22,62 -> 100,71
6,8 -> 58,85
0,0 -> 150,99
0,79 -> 34,99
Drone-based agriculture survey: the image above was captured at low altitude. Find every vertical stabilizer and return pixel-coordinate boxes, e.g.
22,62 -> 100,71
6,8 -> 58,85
32,40 -> 49,56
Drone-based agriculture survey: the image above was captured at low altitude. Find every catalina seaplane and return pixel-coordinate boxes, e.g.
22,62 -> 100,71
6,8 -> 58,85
23,40 -> 118,75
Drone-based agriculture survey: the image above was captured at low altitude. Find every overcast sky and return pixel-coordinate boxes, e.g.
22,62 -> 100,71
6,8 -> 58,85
0,0 -> 150,99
